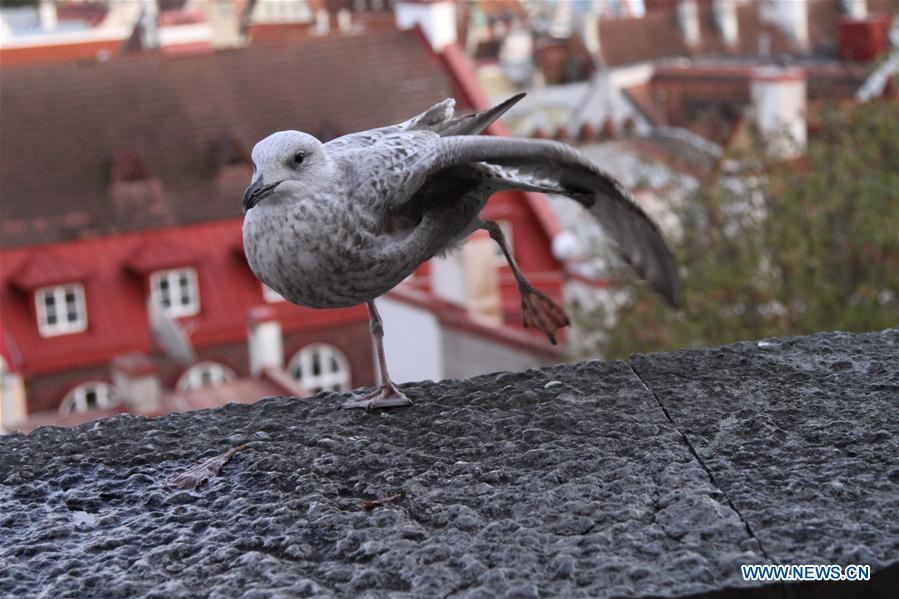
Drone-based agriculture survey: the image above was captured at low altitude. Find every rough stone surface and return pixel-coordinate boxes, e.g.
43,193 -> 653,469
1,329 -> 897,598
631,328 -> 899,598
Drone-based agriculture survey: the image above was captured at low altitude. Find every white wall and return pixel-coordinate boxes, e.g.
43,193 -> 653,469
431,250 -> 468,306
377,296 -> 444,384
378,293 -> 553,385
395,1 -> 457,51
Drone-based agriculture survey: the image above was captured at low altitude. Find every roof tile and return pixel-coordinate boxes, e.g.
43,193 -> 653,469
1,30 -> 458,247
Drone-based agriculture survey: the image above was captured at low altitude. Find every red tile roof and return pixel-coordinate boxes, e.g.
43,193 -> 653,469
0,30 -> 463,248
598,0 -> 799,67
125,240 -> 202,274
599,9 -> 689,67
622,83 -> 665,126
8,251 -> 92,291
0,38 -> 126,68
0,219 -> 370,377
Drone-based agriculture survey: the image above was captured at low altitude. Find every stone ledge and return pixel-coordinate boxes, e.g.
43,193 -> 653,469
1,329 -> 897,598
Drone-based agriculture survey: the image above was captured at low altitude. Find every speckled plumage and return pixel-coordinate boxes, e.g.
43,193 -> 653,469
243,95 -> 682,315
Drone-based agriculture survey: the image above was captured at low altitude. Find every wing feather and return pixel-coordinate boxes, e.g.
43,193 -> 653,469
324,94 -> 524,151
416,136 -> 684,308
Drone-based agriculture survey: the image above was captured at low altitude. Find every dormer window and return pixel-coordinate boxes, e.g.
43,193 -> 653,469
35,283 -> 88,337
288,343 -> 352,394
176,361 -> 237,391
150,267 -> 199,318
59,381 -> 119,415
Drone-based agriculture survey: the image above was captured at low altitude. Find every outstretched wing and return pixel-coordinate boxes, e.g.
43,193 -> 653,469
405,136 -> 684,308
324,93 -> 525,152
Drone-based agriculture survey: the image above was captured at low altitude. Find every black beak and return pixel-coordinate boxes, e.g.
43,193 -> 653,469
243,177 -> 280,212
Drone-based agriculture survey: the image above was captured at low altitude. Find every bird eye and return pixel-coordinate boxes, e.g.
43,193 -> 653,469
293,151 -> 305,166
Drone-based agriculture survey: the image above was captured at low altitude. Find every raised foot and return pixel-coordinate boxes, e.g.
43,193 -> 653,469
341,384 -> 413,411
520,286 -> 570,345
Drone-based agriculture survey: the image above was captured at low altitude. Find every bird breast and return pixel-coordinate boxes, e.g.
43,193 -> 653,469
242,199 -> 419,309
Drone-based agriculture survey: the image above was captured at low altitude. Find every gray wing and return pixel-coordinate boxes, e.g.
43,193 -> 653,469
323,99 -> 453,152
407,136 -> 684,308
324,93 -> 525,152
426,93 -> 525,136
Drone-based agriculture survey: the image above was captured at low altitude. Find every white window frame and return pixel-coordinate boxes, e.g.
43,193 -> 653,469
149,267 -> 200,318
59,382 -> 119,415
261,283 -> 285,303
35,283 -> 88,337
492,220 -> 514,267
288,343 -> 352,394
176,361 -> 237,391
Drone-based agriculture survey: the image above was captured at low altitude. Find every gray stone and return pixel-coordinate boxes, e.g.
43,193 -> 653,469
1,329 -> 897,597
630,328 -> 899,597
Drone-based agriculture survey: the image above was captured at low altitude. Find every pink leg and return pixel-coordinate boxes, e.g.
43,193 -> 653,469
480,221 -> 570,345
341,300 -> 413,410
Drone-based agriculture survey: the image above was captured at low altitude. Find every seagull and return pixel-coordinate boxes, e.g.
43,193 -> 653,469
242,94 -> 682,410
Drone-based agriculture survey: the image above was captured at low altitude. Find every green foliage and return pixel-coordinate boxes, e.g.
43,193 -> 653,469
0,0 -> 37,8
576,100 -> 899,359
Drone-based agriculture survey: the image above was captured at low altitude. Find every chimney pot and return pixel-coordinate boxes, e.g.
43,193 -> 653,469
394,1 -> 458,51
111,352 -> 163,413
751,66 -> 807,159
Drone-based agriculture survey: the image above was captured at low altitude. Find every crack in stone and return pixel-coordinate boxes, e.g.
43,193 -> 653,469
628,362 -> 776,564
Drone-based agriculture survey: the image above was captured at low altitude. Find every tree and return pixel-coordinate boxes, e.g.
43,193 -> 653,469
575,100 -> 899,360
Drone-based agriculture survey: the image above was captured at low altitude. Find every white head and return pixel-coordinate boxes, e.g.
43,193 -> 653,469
243,130 -> 326,212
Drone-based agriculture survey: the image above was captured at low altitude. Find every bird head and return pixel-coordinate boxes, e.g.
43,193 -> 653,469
244,131 -> 325,212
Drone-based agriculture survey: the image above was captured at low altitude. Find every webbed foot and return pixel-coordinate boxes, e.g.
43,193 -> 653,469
520,286 -> 570,345
341,383 -> 413,410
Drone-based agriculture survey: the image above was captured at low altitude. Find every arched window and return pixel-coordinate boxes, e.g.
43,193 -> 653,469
288,343 -> 351,394
59,382 -> 119,415
176,361 -> 237,391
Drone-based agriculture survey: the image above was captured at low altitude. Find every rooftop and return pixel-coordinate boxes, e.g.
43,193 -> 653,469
0,29 -> 463,248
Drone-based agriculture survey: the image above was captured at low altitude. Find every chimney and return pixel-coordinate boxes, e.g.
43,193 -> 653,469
313,8 -> 330,36
838,2 -> 890,63
677,0 -> 701,48
548,0 -> 573,38
764,0 -> 809,50
0,360 -> 27,432
38,0 -> 58,32
842,0 -> 867,20
247,307 -> 283,378
394,0 -> 457,51
337,9 -> 353,33
140,0 -> 159,49
581,10 -> 601,55
751,66 -> 807,159
713,0 -> 739,47
111,353 -> 163,413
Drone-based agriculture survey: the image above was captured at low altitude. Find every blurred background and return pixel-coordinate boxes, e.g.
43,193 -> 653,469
1,0 -> 896,433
